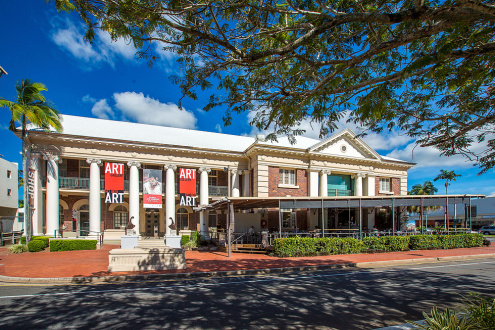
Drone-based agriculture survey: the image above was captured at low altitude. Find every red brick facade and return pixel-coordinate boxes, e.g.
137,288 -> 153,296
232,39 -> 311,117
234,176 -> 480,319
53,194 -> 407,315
268,167 -> 308,197
375,177 -> 400,196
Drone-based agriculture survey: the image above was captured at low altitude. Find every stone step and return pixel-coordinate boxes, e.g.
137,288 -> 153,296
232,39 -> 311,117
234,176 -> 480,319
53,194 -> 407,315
137,239 -> 166,249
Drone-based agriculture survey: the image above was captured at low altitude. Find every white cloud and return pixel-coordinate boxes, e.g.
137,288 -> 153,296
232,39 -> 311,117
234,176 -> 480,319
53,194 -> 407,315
113,92 -> 197,129
51,19 -> 176,70
215,124 -> 222,133
82,95 -> 97,103
91,99 -> 114,120
386,143 -> 475,168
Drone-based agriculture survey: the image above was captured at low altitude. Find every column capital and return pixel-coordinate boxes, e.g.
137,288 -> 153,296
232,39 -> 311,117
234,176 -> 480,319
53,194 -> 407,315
86,158 -> 101,165
43,154 -> 60,162
320,169 -> 331,175
198,167 -> 211,174
356,173 -> 366,178
231,169 -> 239,175
164,164 -> 177,171
127,161 -> 141,168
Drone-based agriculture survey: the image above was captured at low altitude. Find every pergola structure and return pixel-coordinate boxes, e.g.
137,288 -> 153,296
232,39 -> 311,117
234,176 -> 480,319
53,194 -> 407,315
197,194 -> 485,257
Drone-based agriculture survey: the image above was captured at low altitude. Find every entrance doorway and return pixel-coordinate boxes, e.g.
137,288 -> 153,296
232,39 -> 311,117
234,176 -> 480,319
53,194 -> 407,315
145,210 -> 160,237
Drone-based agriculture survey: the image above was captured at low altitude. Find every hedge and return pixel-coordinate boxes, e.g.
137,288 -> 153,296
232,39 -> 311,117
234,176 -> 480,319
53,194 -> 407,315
49,239 -> 97,252
20,236 -> 49,246
28,240 -> 45,252
271,233 -> 484,257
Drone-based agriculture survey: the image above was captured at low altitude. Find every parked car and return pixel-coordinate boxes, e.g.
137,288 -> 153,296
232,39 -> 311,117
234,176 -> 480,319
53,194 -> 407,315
478,226 -> 495,235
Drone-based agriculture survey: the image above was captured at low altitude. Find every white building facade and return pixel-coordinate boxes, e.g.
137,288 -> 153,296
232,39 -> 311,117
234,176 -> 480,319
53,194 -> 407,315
21,115 -> 414,237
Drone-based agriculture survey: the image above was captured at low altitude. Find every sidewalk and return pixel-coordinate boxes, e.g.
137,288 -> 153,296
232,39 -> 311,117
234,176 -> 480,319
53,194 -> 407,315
1,245 -> 495,283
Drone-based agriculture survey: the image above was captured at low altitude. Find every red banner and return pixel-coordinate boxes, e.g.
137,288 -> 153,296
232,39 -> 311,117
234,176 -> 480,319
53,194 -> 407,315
179,168 -> 197,206
104,162 -> 124,203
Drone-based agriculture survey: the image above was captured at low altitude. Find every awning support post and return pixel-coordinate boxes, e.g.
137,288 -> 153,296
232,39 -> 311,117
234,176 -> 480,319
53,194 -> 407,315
359,198 -> 362,240
392,198 -> 395,236
321,199 -> 325,237
278,200 -> 282,239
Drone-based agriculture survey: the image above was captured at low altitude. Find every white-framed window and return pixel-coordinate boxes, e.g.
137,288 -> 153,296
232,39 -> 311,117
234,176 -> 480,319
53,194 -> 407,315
208,170 -> 218,186
208,211 -> 217,228
177,208 -> 189,230
279,169 -> 296,186
7,170 -> 11,179
379,178 -> 391,192
7,189 -> 12,196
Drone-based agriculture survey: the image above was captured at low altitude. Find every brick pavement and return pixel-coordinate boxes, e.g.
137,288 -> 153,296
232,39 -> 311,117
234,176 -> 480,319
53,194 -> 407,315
0,245 -> 494,279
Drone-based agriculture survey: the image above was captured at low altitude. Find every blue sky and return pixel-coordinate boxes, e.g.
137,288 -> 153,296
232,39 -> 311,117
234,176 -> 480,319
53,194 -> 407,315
0,2 -> 493,197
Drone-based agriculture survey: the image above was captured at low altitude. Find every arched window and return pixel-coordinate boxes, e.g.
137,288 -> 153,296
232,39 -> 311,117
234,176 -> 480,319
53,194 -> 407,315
79,204 -> 89,211
176,208 -> 189,230
113,205 -> 128,229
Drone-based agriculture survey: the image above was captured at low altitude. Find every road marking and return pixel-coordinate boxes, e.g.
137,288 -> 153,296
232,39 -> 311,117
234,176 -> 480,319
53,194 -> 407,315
1,260 -> 494,300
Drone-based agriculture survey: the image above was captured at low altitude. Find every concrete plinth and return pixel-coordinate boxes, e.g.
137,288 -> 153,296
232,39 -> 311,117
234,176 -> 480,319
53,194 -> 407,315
121,235 -> 139,249
165,235 -> 182,249
108,247 -> 186,272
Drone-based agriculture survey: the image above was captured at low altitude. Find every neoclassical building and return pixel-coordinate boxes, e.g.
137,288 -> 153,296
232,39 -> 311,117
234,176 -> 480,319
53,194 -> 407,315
22,115 -> 414,238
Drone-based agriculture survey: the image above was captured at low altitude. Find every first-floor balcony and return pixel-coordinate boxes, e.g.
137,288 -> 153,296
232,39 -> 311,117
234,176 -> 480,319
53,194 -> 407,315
209,185 -> 228,197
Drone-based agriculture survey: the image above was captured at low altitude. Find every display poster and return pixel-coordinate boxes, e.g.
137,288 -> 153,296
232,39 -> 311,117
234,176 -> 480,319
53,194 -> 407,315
179,168 -> 197,206
143,169 -> 163,208
104,162 -> 124,203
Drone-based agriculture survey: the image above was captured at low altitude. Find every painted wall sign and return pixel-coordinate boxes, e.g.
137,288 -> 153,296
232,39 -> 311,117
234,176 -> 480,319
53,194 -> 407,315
104,162 -> 124,204
179,168 -> 197,206
28,168 -> 35,209
143,169 -> 163,208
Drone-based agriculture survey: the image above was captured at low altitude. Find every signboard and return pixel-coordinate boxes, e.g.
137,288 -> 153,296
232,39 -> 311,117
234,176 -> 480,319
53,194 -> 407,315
104,162 -> 124,203
27,168 -> 35,209
143,169 -> 162,208
179,168 -> 197,206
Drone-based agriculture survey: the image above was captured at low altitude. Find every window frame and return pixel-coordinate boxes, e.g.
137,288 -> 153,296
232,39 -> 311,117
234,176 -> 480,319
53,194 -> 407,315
7,188 -> 12,196
113,205 -> 128,229
208,170 -> 218,186
7,170 -> 11,179
379,178 -> 391,193
278,168 -> 297,188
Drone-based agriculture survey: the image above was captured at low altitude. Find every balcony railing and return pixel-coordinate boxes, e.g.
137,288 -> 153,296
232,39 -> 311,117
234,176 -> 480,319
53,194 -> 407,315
328,189 -> 353,196
209,185 -> 228,196
56,177 -> 142,192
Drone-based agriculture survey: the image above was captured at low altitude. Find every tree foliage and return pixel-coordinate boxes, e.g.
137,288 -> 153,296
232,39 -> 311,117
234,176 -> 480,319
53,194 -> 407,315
433,169 -> 461,194
50,0 -> 495,172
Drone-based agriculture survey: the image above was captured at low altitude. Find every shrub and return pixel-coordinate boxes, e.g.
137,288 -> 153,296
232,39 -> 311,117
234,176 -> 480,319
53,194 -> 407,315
272,236 -> 364,257
8,244 -> 29,254
32,236 -> 50,249
183,240 -> 197,250
181,235 -> 190,246
362,236 -> 410,253
409,306 -> 473,330
28,240 -> 45,252
20,236 -> 26,245
462,293 -> 495,329
190,231 -> 199,243
49,239 -> 97,252
409,235 -> 442,250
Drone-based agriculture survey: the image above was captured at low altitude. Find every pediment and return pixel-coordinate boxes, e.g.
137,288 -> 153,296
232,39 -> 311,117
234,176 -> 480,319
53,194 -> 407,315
309,129 -> 381,160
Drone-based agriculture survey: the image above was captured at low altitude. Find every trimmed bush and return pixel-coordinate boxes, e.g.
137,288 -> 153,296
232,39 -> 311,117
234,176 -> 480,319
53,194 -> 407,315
28,240 -> 45,252
410,233 -> 483,250
409,235 -> 442,250
272,236 -> 364,257
181,235 -> 190,246
8,244 -> 29,254
363,236 -> 410,253
32,236 -> 50,249
49,239 -> 97,252
20,236 -> 26,245
190,231 -> 199,243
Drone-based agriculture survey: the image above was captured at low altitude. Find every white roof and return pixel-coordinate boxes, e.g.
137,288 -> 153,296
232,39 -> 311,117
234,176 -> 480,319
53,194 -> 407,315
30,115 -> 411,164
46,115 -> 255,152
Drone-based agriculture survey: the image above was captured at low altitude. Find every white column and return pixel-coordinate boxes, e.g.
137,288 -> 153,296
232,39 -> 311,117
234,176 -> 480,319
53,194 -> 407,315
309,171 -> 319,197
355,173 -> 364,197
367,176 -> 375,196
164,164 -> 177,235
242,170 -> 250,197
45,154 -> 60,237
127,161 -> 141,235
319,170 -> 329,197
29,153 -> 43,236
199,167 -> 211,236
87,158 -> 102,236
231,169 -> 240,197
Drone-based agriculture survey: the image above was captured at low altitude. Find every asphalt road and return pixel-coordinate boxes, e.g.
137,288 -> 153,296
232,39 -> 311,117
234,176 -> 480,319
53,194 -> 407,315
0,258 -> 494,329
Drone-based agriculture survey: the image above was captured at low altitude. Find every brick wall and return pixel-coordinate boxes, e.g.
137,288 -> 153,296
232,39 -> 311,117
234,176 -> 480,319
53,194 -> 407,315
375,177 -> 400,196
268,167 -> 308,197
60,195 -> 121,232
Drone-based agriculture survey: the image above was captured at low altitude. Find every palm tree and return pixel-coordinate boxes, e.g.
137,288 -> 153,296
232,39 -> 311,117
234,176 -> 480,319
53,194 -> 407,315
0,79 -> 62,242
434,169 -> 461,194
408,181 -> 438,232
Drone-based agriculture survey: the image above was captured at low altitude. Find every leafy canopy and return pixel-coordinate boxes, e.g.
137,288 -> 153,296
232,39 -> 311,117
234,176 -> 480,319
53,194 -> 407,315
50,0 -> 495,172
